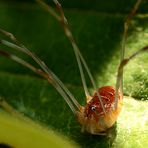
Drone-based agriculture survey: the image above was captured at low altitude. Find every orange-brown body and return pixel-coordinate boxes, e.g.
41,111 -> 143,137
77,86 -> 123,135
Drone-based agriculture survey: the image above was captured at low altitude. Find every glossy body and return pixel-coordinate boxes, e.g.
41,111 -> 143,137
77,86 -> 122,134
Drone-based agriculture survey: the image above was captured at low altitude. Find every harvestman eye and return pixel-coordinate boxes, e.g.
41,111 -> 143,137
0,0 -> 147,136
90,106 -> 96,112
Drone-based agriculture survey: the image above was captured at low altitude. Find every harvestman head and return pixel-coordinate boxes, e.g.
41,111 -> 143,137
0,0 -> 147,135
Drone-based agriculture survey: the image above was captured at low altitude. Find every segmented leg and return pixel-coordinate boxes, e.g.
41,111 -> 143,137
0,29 -> 81,114
36,0 -> 106,114
115,45 -> 148,109
115,0 -> 143,109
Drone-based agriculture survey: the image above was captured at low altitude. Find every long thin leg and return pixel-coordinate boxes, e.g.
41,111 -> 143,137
118,46 -> 148,87
0,49 -> 79,114
115,0 -> 143,109
115,45 -> 148,109
36,0 -> 89,97
0,28 -> 82,114
121,0 -> 143,62
36,0 -> 106,114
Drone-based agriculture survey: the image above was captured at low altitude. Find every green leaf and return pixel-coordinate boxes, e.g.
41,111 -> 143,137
0,1 -> 148,147
0,110 -> 78,148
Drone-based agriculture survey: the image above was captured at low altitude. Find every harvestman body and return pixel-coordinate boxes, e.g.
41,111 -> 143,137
0,0 -> 147,135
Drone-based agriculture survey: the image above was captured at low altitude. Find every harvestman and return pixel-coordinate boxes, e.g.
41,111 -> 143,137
0,0 -> 147,135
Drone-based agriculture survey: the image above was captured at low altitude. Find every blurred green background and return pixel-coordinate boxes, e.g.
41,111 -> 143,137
0,0 -> 148,147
